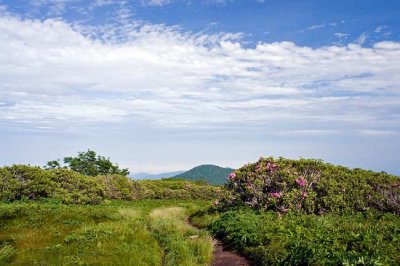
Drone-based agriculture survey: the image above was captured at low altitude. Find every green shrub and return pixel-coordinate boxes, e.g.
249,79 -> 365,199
49,169 -> 105,204
206,157 -> 400,265
219,157 -> 399,214
0,165 -> 219,204
0,165 -> 52,201
209,208 -> 400,265
98,174 -> 143,200
137,179 -> 218,200
0,165 -> 105,204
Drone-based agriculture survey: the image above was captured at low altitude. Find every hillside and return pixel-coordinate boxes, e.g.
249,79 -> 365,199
130,171 -> 185,180
172,164 -> 234,185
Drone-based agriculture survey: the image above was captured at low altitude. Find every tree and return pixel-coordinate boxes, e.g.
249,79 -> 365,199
45,150 -> 129,176
44,160 -> 62,170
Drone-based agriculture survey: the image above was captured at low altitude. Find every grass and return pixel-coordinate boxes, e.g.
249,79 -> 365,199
0,199 -> 213,265
148,207 -> 213,266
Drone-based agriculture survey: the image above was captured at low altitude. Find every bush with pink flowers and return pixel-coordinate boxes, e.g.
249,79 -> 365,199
218,156 -> 399,214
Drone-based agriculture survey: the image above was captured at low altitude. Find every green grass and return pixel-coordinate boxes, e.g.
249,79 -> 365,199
0,200 -> 213,265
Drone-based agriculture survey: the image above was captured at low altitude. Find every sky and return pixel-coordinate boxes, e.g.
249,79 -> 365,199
0,0 -> 399,175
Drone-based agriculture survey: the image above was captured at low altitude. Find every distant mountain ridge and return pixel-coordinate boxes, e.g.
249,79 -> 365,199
130,171 -> 185,180
171,164 -> 234,185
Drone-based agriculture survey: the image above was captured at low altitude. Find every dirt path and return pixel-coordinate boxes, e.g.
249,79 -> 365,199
187,218 -> 252,266
211,239 -> 253,266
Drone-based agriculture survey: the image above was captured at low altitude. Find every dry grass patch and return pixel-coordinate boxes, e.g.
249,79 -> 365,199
119,208 -> 141,220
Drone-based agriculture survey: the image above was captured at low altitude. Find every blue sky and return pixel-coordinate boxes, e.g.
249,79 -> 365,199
0,0 -> 399,174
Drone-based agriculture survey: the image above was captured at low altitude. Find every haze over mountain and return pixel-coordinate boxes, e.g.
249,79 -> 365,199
172,165 -> 235,185
130,171 -> 185,180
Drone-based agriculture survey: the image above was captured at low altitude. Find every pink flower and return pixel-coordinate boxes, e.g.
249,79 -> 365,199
295,176 -> 305,187
302,191 -> 307,198
213,200 -> 219,206
270,191 -> 283,198
266,162 -> 277,172
228,172 -> 236,180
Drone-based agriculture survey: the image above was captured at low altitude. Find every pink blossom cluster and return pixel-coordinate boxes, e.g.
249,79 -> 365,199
228,172 -> 236,180
295,176 -> 305,187
266,162 -> 277,172
270,191 -> 283,198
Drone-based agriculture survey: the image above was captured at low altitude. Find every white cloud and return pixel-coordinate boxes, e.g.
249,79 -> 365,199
203,0 -> 234,5
374,25 -> 386,33
0,4 -> 7,13
334,32 -> 348,38
29,0 -> 74,16
356,32 -> 368,45
93,0 -> 115,7
308,24 -> 325,30
0,15 -> 399,136
140,0 -> 173,6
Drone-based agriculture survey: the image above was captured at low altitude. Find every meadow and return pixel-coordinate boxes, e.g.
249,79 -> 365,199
0,199 -> 213,265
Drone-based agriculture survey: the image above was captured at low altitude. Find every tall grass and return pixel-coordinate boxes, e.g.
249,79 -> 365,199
0,200 -> 212,265
148,207 -> 213,266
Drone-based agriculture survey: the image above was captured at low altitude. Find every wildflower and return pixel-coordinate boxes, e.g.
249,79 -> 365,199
266,162 -> 277,172
295,176 -> 305,187
302,191 -> 307,198
270,191 -> 283,198
228,172 -> 236,180
213,200 -> 219,206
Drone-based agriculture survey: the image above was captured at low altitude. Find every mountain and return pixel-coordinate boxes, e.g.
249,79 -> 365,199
130,171 -> 185,180
171,165 -> 234,185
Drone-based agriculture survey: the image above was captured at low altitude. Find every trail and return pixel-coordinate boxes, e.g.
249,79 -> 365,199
211,239 -> 252,266
186,218 -> 252,266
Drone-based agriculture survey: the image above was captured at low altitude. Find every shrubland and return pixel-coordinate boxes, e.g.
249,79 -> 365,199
219,157 -> 399,215
208,208 -> 400,265
0,165 -> 219,204
192,157 -> 400,265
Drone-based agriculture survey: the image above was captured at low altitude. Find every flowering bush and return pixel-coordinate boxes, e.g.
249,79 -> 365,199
218,157 -> 399,214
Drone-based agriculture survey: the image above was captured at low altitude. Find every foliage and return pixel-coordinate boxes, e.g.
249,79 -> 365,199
0,165 -> 219,204
172,164 -> 235,185
0,200 -> 212,265
137,179 -> 219,200
99,174 -> 142,200
207,208 -> 400,265
218,157 -> 400,214
0,165 -> 105,204
200,157 -> 400,264
45,149 -> 129,176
